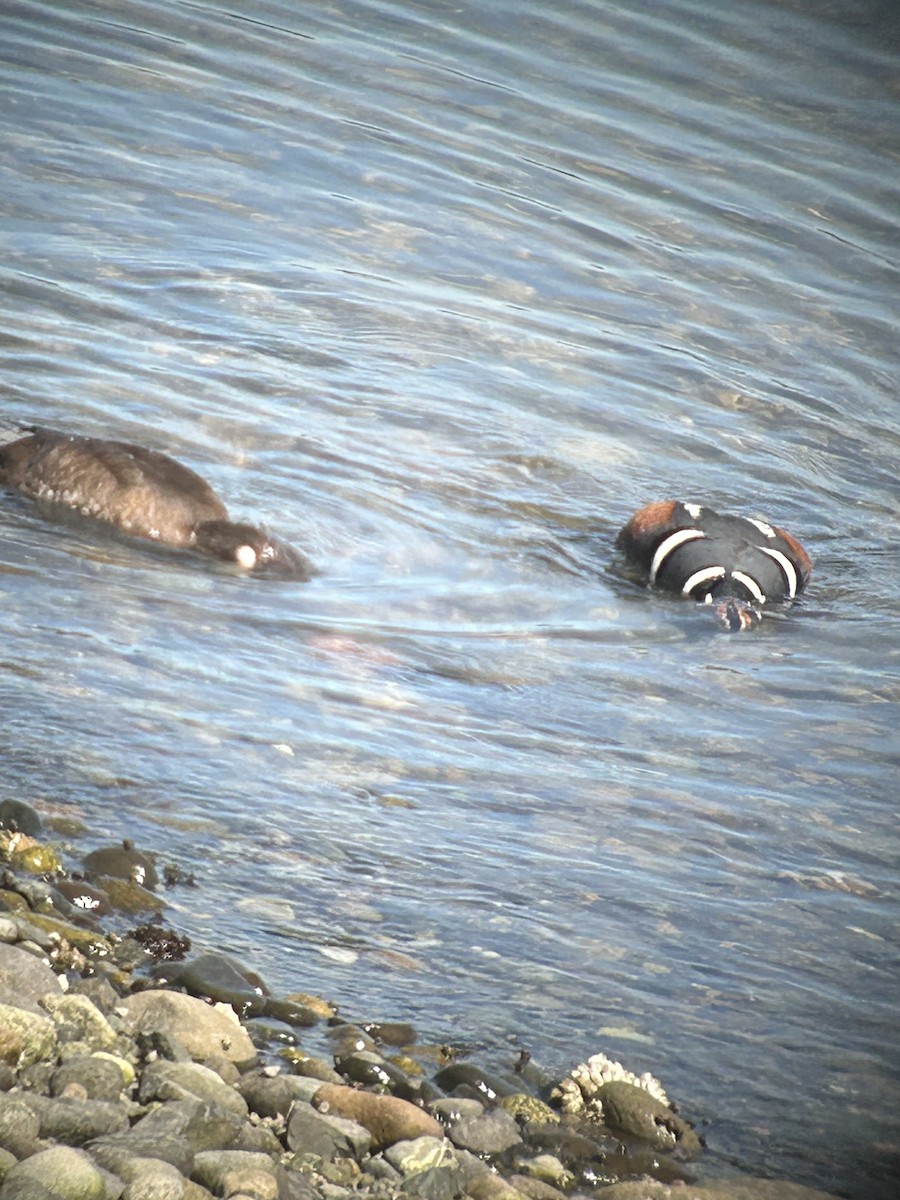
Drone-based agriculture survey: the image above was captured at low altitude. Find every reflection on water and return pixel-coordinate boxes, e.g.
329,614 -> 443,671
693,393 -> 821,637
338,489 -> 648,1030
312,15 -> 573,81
1,1 -> 898,1196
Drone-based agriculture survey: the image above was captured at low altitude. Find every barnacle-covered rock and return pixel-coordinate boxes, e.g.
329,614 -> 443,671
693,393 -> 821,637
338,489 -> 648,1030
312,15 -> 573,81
552,1051 -> 669,1118
550,1052 -> 700,1159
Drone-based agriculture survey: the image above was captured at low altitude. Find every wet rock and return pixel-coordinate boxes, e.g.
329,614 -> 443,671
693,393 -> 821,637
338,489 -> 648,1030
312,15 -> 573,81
0,830 -> 63,876
278,1051 -> 342,1086
55,879 -> 111,917
0,800 -> 43,838
553,1051 -> 669,1120
429,1098 -> 485,1127
83,843 -> 159,890
597,1181 -> 844,1200
0,1003 -> 57,1069
362,1021 -> 417,1047
596,1080 -> 701,1157
324,1023 -> 378,1059
191,1150 -> 278,1199
0,1144 -> 116,1199
17,911 -> 114,957
96,878 -> 161,916
258,998 -> 319,1028
0,943 -> 62,1013
466,1177 -> 526,1200
0,917 -> 18,944
507,1176 -> 569,1200
152,953 -> 268,1016
445,1106 -> 522,1155
138,1061 -> 249,1118
40,993 -> 117,1055
433,1063 -> 519,1102
512,1153 -> 573,1189
121,991 -> 257,1068
312,1083 -> 443,1150
285,1100 -> 372,1160
525,1122 -> 618,1164
335,1051 -> 411,1092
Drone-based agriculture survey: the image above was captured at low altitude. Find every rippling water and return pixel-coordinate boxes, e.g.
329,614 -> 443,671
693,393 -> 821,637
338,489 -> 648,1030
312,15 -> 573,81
2,1 -> 898,1195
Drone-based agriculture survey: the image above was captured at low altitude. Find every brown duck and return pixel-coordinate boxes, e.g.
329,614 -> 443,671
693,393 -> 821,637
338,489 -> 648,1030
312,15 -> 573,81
0,425 -> 313,578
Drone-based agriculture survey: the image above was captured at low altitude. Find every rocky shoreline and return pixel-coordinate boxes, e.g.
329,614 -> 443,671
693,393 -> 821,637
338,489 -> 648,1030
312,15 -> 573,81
0,801 -> 844,1200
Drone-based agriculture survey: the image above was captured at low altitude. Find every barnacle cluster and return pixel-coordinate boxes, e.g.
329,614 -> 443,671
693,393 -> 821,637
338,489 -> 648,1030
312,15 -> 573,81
552,1051 -> 669,1120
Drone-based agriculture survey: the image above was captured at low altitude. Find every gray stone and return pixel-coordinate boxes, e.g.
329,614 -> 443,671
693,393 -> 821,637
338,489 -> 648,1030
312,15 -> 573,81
0,1144 -> 115,1200
0,1096 -> 42,1159
446,1107 -> 522,1156
285,1101 -> 372,1161
120,992 -> 256,1068
138,1062 -> 248,1118
428,1098 -> 484,1125
131,1101 -> 245,1156
25,1095 -> 132,1145
39,994 -> 117,1055
51,1056 -> 131,1102
238,1070 -> 322,1119
383,1137 -> 453,1177
88,1141 -> 193,1187
0,918 -> 19,945
89,1100 -> 245,1179
0,1004 -> 57,1070
190,1151 -> 277,1199
0,945 -> 61,1014
97,1155 -> 185,1200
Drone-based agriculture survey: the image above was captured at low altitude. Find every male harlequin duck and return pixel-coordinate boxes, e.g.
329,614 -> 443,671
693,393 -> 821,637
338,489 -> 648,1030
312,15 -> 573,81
617,500 -> 812,630
0,425 -> 313,579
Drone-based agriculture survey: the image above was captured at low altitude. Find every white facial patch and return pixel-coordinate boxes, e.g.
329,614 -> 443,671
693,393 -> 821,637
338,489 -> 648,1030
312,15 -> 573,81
650,529 -> 706,584
235,544 -> 258,570
731,570 -> 766,605
684,502 -> 703,518
680,565 -> 726,596
759,546 -> 798,597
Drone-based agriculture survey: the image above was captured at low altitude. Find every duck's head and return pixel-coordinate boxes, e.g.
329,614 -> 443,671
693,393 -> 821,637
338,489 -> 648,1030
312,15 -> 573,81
193,520 -> 314,580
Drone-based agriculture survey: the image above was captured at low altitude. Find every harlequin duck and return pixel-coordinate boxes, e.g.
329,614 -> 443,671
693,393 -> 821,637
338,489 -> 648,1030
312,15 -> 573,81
0,425 -> 313,579
617,500 -> 812,630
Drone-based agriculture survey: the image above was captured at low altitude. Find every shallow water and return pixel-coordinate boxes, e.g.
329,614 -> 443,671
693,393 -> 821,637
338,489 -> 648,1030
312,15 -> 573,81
1,0 -> 899,1195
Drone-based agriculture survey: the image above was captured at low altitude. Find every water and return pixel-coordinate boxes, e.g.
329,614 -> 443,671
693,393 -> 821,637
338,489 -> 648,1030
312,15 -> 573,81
1,0 -> 898,1195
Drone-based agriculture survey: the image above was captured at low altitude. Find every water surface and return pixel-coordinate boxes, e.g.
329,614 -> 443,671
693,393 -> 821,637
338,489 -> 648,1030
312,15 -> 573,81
1,1 -> 898,1196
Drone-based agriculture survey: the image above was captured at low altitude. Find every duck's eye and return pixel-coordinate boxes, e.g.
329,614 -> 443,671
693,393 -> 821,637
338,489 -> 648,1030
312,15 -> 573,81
234,544 -> 258,569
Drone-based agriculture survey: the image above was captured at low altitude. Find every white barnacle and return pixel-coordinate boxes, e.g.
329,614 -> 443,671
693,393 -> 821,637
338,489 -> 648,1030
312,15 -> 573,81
550,1051 -> 670,1120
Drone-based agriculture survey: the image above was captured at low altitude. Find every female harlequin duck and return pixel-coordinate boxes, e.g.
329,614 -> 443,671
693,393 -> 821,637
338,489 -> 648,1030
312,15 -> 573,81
617,500 -> 812,630
0,425 -> 313,579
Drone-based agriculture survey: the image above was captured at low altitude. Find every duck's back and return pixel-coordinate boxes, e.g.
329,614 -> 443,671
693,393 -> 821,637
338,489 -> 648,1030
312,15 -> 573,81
0,428 -> 227,545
